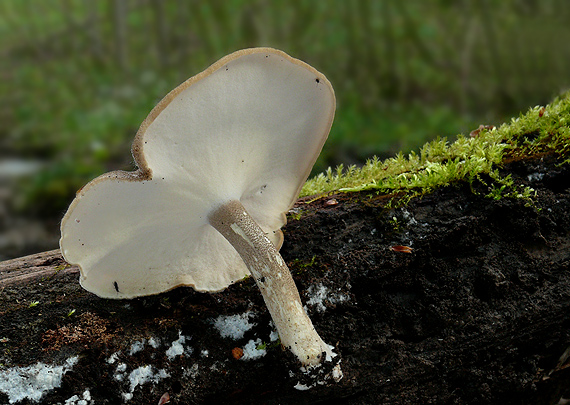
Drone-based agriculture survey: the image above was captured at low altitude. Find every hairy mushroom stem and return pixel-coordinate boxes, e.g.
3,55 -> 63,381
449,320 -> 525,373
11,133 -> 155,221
209,199 -> 334,367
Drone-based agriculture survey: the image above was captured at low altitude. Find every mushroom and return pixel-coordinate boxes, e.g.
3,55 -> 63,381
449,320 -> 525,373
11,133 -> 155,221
60,48 -> 337,368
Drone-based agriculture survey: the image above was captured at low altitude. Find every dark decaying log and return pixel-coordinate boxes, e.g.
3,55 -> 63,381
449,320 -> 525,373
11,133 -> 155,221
1,155 -> 570,404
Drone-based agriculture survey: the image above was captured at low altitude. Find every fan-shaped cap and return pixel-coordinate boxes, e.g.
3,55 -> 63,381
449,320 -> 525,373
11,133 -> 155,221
60,48 -> 335,298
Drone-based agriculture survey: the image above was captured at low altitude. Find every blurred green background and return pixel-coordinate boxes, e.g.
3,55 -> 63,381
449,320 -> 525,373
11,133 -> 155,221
1,0 -> 569,259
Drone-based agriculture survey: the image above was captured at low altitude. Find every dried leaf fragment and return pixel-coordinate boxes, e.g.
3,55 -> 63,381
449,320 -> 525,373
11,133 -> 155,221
232,347 -> 244,360
158,392 -> 170,405
469,124 -> 496,137
390,245 -> 413,254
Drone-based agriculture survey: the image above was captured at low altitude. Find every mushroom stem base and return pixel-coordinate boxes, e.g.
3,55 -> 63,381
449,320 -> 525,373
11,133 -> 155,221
209,199 -> 334,367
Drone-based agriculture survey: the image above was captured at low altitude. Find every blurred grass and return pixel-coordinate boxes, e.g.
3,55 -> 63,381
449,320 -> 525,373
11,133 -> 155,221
1,0 -> 570,218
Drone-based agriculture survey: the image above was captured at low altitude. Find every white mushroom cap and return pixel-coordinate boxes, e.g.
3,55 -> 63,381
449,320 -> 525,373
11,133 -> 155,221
60,48 -> 335,298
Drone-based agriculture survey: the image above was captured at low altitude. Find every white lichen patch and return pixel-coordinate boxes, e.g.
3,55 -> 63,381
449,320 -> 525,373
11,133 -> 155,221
241,338 -> 267,361
212,311 -> 255,340
64,389 -> 93,405
107,351 -> 121,364
129,339 -> 145,355
104,336 -> 182,401
0,356 -> 78,404
120,365 -> 170,402
269,329 -> 279,342
115,363 -> 127,381
148,337 -> 160,349
166,332 -> 190,360
305,283 -> 349,313
294,360 -> 343,391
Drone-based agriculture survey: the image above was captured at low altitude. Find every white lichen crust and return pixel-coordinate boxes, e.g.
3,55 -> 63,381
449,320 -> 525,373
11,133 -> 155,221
209,199 -> 334,367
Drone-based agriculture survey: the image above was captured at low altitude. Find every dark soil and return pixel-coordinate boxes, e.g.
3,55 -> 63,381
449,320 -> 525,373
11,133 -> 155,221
1,153 -> 569,404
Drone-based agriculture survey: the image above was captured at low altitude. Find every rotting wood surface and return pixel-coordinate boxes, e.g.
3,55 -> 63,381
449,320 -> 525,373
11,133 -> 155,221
1,154 -> 570,404
0,249 -> 78,287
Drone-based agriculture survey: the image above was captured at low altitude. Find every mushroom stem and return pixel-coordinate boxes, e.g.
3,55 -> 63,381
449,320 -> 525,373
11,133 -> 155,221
209,199 -> 333,367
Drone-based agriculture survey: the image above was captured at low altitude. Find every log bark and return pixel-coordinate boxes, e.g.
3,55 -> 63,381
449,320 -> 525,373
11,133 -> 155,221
0,249 -> 78,287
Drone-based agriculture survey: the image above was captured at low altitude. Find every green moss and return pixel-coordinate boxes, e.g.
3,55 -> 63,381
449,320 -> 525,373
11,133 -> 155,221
481,170 -> 537,208
388,216 -> 402,233
302,91 -> 570,202
288,209 -> 304,221
295,256 -> 316,269
291,256 -> 318,274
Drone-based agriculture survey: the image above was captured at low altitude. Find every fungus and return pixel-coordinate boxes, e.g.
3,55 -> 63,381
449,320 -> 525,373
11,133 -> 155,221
60,48 -> 337,369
